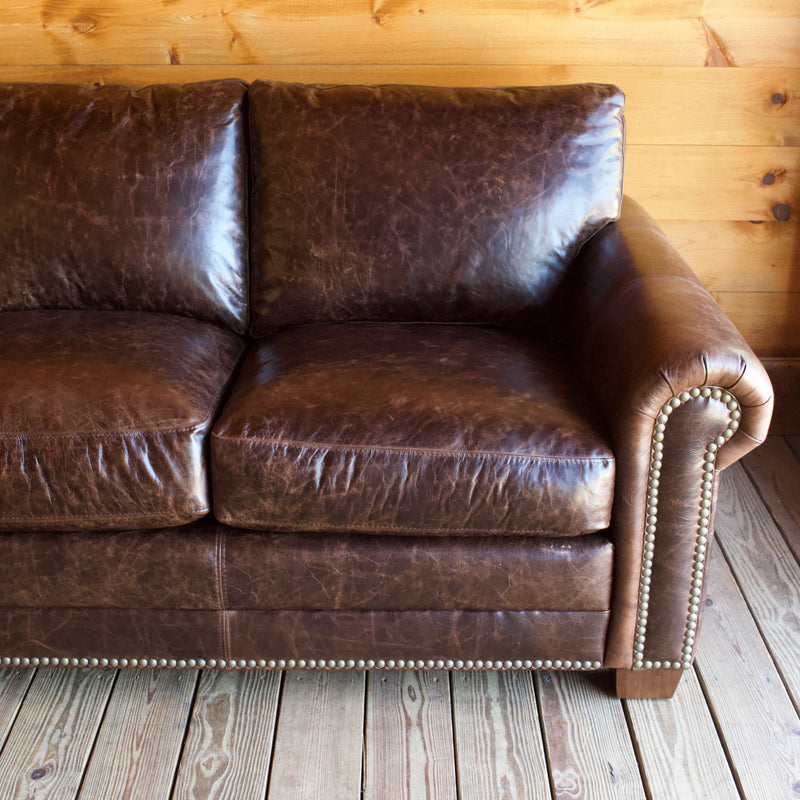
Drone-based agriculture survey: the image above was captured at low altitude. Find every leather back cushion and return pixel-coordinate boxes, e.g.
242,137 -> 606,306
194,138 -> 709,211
249,81 -> 624,335
0,80 -> 249,332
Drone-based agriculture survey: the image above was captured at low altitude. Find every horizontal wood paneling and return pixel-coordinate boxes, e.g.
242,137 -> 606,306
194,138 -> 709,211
713,292 -> 800,357
0,65 -> 796,148
626,145 -> 799,221
659,221 -> 799,292
0,1 -> 797,356
0,2 -> 798,68
11,0 -> 798,24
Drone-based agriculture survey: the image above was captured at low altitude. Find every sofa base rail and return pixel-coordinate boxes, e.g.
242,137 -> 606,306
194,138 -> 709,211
0,655 -> 605,671
0,607 -> 609,668
2,656 -> 687,698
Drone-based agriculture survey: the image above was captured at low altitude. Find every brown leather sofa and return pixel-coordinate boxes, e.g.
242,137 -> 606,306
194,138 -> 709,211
0,79 -> 773,699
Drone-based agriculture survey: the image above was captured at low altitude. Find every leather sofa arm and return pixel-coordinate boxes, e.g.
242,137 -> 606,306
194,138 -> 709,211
562,195 -> 773,669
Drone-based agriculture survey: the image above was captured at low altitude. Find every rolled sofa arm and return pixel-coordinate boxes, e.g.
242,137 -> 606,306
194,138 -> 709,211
563,196 -> 773,670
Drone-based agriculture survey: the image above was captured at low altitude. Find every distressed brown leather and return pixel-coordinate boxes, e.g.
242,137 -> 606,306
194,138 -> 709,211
248,81 -> 624,335
563,197 -> 774,667
0,522 -> 222,609
0,80 -> 249,332
0,607 -> 608,666
0,83 -> 774,688
227,610 -> 609,664
0,607 -> 226,662
0,311 -> 244,531
223,530 -> 613,611
0,524 -> 612,613
640,401 -> 725,661
212,323 -> 615,535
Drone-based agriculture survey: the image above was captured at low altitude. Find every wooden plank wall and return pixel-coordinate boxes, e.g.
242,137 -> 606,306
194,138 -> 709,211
0,1 -> 798,357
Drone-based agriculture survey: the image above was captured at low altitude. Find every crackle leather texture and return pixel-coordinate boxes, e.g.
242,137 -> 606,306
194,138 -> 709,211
226,610 -> 610,665
222,529 -> 613,612
248,80 -> 624,335
0,524 -> 612,613
0,607 -> 226,662
0,310 -> 244,531
0,80 -> 249,332
0,521 -> 223,610
212,322 -> 615,536
0,81 -> 775,684
0,608 -> 609,666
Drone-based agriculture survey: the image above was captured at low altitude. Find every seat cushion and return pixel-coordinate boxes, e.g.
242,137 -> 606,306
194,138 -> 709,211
0,311 -> 245,531
212,324 -> 615,536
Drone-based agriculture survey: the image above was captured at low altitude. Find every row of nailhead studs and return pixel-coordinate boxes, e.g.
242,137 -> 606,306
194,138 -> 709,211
0,656 -> 604,671
633,386 -> 740,670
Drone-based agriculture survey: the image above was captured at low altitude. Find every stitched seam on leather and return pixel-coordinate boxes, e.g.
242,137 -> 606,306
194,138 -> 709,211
215,529 -> 227,610
741,396 -> 774,409
0,422 -> 209,439
223,518 -> 605,535
0,509 -> 207,522
218,611 -> 231,661
725,359 -> 747,393
216,531 -> 231,660
215,436 -> 614,463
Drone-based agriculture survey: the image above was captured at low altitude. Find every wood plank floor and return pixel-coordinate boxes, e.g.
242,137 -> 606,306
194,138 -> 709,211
1,438 -> 799,799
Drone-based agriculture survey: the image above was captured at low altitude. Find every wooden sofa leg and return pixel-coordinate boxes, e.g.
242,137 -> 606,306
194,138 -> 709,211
615,669 -> 683,699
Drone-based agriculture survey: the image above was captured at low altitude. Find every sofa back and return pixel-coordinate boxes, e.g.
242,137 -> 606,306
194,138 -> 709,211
0,80 -> 249,333
248,81 -> 625,336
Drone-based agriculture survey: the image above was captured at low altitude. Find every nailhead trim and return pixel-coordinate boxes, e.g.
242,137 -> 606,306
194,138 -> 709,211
3,392 -> 738,676
0,656 -> 604,671
633,386 -> 740,671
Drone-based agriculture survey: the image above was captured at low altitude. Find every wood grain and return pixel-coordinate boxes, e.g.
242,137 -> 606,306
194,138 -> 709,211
0,667 -> 114,800
0,456 -> 798,794
267,670 -> 365,800
615,669 -> 681,700
788,436 -> 800,461
660,220 -> 800,293
625,144 -> 799,221
694,545 -> 800,800
0,1 -> 796,358
451,670 -> 550,800
5,0 -> 798,27
78,668 -> 198,800
0,668 -> 34,750
1,3 -> 797,68
741,436 -> 800,560
536,670 -> 645,800
624,668 -> 740,799
0,65 -> 796,149
711,291 -> 800,358
715,464 -> 800,707
172,670 -> 281,800
365,670 -> 457,800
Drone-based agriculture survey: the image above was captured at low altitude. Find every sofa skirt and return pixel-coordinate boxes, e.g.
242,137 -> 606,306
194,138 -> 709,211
0,519 -> 614,670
